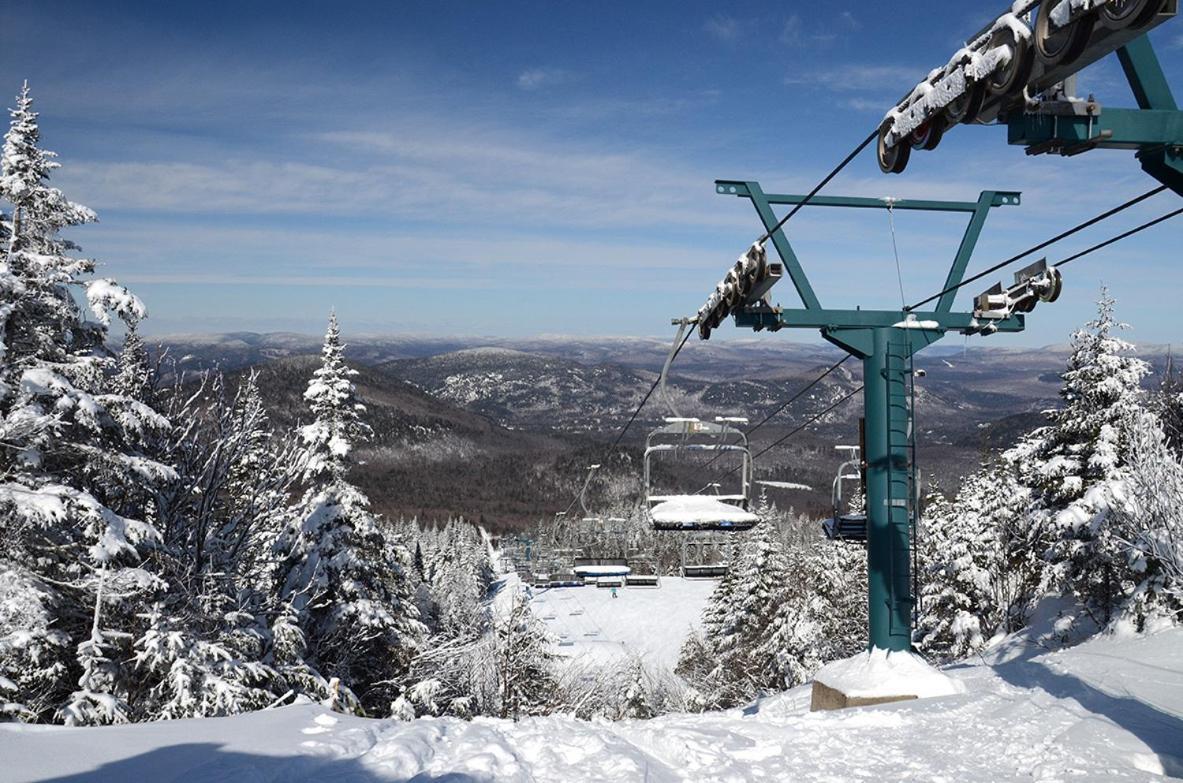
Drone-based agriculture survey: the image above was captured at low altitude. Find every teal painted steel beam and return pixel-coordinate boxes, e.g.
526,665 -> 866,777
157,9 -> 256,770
1008,108 -> 1183,149
734,307 -> 1025,333
741,180 -> 822,310
715,181 -> 1021,213
1139,146 -> 1183,195
937,191 -> 1005,314
1006,36 -> 1183,195
1117,36 -> 1177,111
863,327 -> 914,651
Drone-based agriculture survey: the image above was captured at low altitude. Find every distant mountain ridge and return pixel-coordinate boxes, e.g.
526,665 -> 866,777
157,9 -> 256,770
152,332 -> 1176,530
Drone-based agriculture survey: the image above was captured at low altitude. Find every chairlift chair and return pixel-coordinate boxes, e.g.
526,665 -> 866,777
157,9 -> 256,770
624,548 -> 661,587
821,445 -> 868,543
679,530 -> 732,578
642,321 -> 759,531
644,417 -> 759,531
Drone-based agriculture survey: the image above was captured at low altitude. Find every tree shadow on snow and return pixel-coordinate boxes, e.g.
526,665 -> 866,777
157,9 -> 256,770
993,659 -> 1183,776
34,742 -> 483,783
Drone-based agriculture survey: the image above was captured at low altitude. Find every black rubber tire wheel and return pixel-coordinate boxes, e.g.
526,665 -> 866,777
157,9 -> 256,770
943,81 -> 986,128
1035,0 -> 1095,67
986,27 -> 1034,100
1101,0 -> 1167,30
909,120 -> 944,151
878,121 -> 911,174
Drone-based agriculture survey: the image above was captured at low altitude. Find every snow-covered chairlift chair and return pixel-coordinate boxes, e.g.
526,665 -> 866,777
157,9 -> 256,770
644,418 -> 758,531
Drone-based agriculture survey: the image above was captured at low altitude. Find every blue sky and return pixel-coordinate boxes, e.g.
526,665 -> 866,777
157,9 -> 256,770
4,0 -> 1182,346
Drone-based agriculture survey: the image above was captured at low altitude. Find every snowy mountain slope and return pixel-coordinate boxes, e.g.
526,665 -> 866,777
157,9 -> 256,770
385,348 -> 659,432
4,627 -> 1180,782
529,578 -> 717,671
220,356 -> 575,527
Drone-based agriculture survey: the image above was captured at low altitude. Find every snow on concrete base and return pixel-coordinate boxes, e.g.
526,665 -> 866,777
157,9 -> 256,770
811,647 -> 964,711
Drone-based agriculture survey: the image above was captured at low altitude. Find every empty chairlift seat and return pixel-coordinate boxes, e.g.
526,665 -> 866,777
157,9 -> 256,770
822,513 -> 868,542
681,562 -> 729,579
820,445 -> 868,545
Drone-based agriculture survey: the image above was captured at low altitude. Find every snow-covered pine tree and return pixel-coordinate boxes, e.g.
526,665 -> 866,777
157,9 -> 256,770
765,518 -> 867,688
272,313 -> 423,716
0,83 -> 173,724
1155,350 -> 1183,457
492,590 -> 557,720
916,464 -> 1038,660
682,520 -> 793,707
1007,287 -> 1150,627
132,604 -> 275,720
1089,410 -> 1183,629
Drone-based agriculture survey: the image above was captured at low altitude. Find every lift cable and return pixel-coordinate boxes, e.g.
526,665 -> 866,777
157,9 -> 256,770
906,185 -> 1168,312
751,384 -> 864,462
610,327 -> 694,450
1052,206 -> 1183,270
756,130 -> 879,243
694,383 -> 865,498
554,326 -> 695,520
696,353 -> 854,479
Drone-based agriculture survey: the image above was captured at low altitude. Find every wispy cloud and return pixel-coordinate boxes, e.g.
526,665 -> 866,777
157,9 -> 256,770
57,115 -> 754,236
780,15 -> 804,47
838,11 -> 860,31
781,11 -> 861,49
842,97 -> 885,112
703,15 -> 748,43
516,67 -> 570,91
785,63 -> 925,92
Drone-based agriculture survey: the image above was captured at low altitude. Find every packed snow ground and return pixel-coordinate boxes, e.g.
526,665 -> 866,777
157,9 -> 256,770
528,577 -> 716,670
3,627 -> 1181,782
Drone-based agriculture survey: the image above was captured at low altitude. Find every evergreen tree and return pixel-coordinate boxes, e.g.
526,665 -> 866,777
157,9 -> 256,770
681,520 -> 793,707
0,83 -> 172,724
492,590 -> 556,720
1007,288 -> 1150,626
916,464 -> 1038,660
272,313 -> 423,715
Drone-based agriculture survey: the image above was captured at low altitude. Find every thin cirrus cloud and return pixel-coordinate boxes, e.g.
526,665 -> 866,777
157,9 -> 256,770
703,14 -> 748,43
54,116 -> 754,235
516,67 -> 570,91
784,63 -> 927,92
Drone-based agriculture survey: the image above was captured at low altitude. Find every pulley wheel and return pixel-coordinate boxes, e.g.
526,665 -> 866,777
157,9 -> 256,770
986,26 -> 1034,101
942,80 -> 986,127
910,120 -> 944,151
1042,267 -> 1064,302
877,121 -> 910,174
1035,0 -> 1095,67
1101,0 -> 1167,30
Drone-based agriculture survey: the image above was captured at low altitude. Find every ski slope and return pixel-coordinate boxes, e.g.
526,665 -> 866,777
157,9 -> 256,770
528,577 -> 716,671
3,627 -> 1180,782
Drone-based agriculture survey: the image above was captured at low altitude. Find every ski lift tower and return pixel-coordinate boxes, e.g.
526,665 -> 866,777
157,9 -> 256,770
698,0 -> 1181,656
698,184 -> 1062,653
